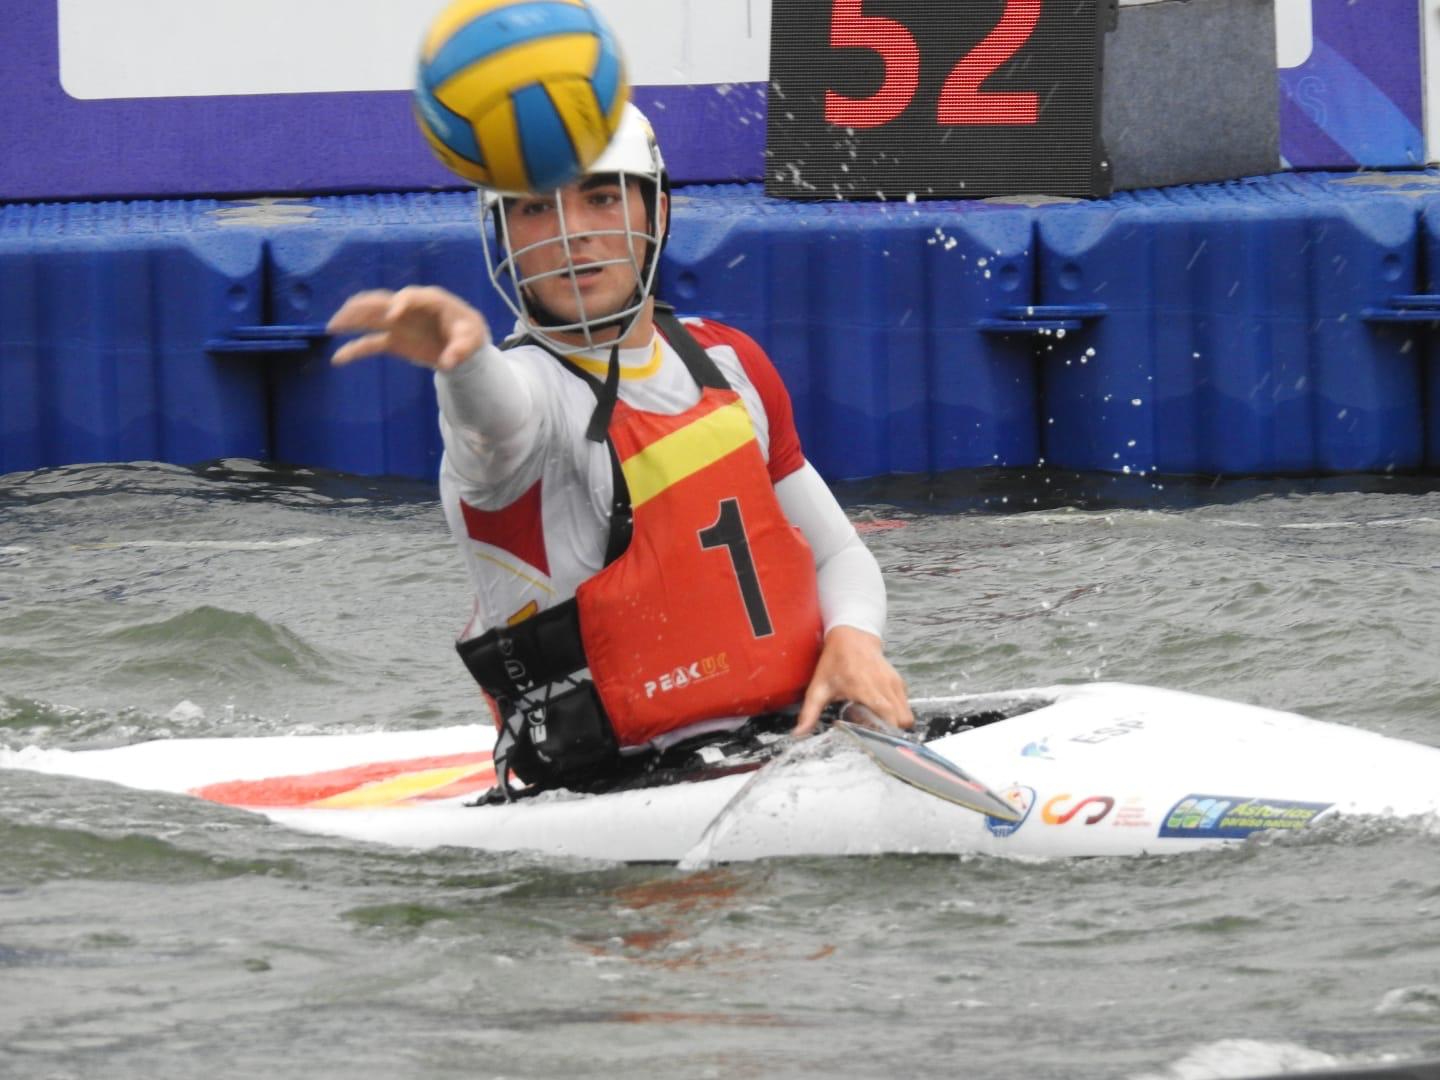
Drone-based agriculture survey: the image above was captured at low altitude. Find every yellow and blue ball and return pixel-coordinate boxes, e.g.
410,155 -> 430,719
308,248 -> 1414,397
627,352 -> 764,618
413,0 -> 629,193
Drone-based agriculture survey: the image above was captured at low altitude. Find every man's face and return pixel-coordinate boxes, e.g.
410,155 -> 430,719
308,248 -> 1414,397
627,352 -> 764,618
502,175 -> 660,340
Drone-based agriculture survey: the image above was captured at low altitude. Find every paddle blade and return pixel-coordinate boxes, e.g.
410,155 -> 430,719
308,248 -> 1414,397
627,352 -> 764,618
835,721 -> 1022,821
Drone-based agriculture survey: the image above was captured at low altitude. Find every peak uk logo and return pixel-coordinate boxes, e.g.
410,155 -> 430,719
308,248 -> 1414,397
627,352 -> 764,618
642,653 -> 730,699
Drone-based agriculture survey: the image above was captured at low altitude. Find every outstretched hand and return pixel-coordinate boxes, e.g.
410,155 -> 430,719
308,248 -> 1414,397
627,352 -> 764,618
793,625 -> 912,737
327,286 -> 491,371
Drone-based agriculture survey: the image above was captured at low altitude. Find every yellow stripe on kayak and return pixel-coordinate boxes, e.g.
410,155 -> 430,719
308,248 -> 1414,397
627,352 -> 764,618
311,764 -> 491,808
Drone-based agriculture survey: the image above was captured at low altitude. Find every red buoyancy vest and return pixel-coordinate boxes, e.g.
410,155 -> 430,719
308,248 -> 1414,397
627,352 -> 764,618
576,386 -> 823,746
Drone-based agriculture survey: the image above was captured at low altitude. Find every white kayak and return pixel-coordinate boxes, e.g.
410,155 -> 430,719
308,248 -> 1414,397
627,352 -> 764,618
3,682 -> 1437,863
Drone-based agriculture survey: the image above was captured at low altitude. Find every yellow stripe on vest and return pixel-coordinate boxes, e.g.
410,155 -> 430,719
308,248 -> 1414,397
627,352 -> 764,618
621,399 -> 757,509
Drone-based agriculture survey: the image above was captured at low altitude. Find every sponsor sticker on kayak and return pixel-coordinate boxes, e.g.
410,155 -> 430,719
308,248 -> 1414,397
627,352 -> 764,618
1042,793 -> 1115,825
985,785 -> 1036,838
1109,797 -> 1153,829
1159,794 -> 1332,839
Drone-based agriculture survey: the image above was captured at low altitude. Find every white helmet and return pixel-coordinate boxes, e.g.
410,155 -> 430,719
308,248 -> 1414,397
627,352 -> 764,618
480,103 -> 669,356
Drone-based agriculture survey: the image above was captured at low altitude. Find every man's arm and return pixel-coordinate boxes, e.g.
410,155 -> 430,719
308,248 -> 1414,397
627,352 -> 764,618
328,286 -> 542,489
775,462 -> 912,735
774,462 -> 886,636
434,343 -> 543,488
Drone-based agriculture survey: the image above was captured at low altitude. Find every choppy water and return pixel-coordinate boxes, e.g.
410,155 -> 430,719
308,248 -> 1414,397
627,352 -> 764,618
4,461 -> 1440,1080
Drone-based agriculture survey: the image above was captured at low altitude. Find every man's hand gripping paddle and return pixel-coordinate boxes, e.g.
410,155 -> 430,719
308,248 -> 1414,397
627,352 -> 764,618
680,701 -> 1022,867
835,703 -> 1022,822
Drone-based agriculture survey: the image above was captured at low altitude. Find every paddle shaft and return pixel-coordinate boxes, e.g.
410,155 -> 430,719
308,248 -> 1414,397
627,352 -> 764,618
835,704 -> 1022,821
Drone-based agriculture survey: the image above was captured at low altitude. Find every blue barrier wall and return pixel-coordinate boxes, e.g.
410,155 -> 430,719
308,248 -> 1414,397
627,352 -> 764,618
5,173 -> 1440,483
0,202 -> 268,475
664,190 -> 1039,479
1038,181 -> 1425,475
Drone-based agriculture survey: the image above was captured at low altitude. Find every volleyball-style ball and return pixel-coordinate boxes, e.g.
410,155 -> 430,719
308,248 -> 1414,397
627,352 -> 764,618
413,0 -> 629,193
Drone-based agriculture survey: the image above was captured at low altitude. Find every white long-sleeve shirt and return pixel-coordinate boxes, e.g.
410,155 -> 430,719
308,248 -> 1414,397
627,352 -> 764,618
434,316 -> 887,643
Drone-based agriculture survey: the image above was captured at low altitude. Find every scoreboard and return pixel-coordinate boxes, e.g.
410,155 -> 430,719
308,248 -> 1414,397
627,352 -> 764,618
767,0 -> 1115,199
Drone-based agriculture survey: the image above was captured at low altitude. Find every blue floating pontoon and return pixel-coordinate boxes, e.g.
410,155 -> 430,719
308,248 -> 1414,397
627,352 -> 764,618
4,172 -> 1440,481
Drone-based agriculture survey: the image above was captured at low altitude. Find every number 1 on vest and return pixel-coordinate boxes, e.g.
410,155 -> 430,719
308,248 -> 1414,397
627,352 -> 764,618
698,498 -> 775,638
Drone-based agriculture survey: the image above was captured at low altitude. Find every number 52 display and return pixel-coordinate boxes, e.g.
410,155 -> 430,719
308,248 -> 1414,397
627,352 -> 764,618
768,0 -> 1114,199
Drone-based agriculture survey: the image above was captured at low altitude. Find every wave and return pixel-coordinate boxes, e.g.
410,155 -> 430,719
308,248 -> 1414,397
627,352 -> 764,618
100,606 -> 337,682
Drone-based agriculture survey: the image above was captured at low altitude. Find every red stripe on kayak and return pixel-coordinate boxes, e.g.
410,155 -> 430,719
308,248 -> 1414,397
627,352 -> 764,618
190,751 -> 494,808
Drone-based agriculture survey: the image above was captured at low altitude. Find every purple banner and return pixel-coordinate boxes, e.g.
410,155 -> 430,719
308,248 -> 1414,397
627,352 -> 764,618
2,2 -> 766,202
1276,0 -> 1424,168
3,0 -> 1426,204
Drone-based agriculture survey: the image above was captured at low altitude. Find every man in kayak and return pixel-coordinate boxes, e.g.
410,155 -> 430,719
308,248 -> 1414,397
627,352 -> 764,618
327,103 -> 910,793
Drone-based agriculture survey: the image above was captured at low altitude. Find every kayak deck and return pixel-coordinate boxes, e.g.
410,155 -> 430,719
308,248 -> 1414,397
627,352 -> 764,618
4,683 -> 1438,863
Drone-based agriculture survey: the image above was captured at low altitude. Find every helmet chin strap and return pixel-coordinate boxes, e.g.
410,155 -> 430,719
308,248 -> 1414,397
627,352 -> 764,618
520,283 -> 644,337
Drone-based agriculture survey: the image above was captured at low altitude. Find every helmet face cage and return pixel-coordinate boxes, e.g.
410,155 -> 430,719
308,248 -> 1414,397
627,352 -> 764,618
481,173 -> 662,356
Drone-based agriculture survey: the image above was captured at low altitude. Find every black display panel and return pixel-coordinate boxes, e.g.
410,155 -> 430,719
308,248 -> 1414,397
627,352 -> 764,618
768,0 -> 1114,199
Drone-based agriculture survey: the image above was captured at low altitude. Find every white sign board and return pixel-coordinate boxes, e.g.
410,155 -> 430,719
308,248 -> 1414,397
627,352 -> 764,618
57,0 -> 772,100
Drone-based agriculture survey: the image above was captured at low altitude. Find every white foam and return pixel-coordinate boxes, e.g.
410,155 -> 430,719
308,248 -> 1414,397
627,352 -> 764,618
1129,1038 -> 1339,1080
1376,984 -> 1440,1018
166,700 -> 206,724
